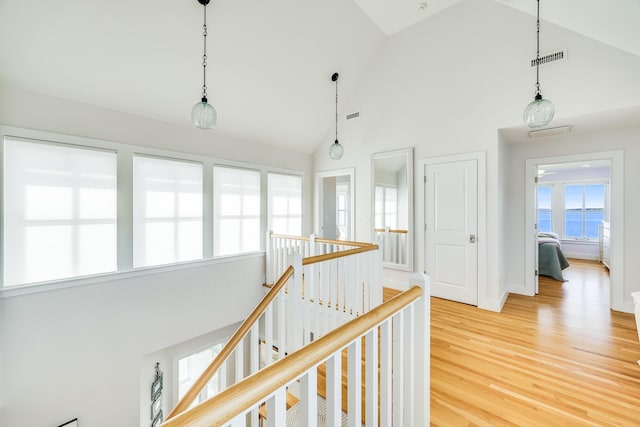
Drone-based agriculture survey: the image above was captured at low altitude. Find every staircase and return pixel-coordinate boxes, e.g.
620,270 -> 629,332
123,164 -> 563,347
162,234 -> 429,427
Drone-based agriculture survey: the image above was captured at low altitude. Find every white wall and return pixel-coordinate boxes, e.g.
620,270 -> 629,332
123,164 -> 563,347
312,0 -> 640,309
504,125 -> 640,311
0,86 -> 313,426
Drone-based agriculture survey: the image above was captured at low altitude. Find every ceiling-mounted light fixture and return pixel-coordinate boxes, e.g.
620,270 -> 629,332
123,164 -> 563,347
329,72 -> 344,160
191,0 -> 217,130
523,0 -> 554,128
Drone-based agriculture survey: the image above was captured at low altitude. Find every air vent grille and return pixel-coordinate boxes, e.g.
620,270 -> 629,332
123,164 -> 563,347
530,49 -> 566,67
346,111 -> 360,120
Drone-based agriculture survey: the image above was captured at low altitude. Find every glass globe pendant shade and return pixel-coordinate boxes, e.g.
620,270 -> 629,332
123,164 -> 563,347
523,94 -> 555,128
329,140 -> 344,160
192,97 -> 217,130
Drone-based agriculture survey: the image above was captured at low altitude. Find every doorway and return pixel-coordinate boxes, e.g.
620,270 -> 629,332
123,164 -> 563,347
314,168 -> 355,240
525,151 -> 624,311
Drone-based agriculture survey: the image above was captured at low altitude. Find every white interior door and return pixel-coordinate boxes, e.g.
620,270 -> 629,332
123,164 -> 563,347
425,159 -> 478,305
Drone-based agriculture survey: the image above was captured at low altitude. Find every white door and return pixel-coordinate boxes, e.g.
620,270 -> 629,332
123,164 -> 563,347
425,159 -> 478,305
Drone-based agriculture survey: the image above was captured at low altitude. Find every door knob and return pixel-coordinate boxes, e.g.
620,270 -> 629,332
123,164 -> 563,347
469,234 -> 476,243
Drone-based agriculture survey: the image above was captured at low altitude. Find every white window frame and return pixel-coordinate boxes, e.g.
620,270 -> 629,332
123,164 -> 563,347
562,182 -> 607,241
0,126 -> 305,297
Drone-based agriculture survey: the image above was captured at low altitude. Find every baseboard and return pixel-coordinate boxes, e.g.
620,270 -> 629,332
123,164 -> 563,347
564,253 -> 599,261
479,288 -> 510,312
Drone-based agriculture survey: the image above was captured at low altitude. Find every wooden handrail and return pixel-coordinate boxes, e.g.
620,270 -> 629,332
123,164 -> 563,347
166,266 -> 295,421
269,233 -> 376,249
161,286 -> 423,427
302,244 -> 379,266
374,228 -> 409,234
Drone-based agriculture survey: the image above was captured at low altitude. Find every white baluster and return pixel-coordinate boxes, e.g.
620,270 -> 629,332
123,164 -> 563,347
288,253 -> 303,352
348,339 -> 362,427
235,342 -> 243,384
250,324 -> 260,427
265,388 -> 287,427
265,305 -> 273,366
326,353 -> 342,427
365,328 -> 378,427
301,367 -> 318,426
392,312 -> 404,427
379,319 -> 392,427
277,287 -> 286,360
403,304 -> 415,426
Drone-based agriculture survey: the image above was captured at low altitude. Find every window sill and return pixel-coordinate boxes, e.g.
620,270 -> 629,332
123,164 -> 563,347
561,239 -> 598,246
0,252 -> 265,299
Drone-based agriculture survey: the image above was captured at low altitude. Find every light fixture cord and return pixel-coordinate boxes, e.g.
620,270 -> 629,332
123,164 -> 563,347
535,0 -> 541,96
202,3 -> 208,100
335,77 -> 338,142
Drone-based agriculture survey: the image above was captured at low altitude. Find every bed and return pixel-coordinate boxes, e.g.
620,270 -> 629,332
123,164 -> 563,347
538,232 -> 570,281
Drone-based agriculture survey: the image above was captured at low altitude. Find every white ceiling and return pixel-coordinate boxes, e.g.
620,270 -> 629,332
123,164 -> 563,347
1,0 -> 638,154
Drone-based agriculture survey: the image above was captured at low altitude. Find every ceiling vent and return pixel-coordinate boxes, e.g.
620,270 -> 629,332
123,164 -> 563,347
346,111 -> 360,120
530,49 -> 567,67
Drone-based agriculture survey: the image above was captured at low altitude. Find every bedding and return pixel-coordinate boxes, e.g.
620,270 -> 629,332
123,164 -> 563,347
538,232 -> 569,281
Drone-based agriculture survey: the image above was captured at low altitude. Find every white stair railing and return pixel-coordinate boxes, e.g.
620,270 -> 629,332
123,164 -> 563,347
166,235 -> 383,425
162,274 -> 430,427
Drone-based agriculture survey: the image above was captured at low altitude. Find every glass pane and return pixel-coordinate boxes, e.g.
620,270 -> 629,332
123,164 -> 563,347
538,210 -> 552,232
133,155 -> 203,268
585,210 -> 604,239
585,184 -> 605,209
564,211 -> 583,238
564,185 -> 583,210
537,186 -> 552,210
4,137 -> 117,286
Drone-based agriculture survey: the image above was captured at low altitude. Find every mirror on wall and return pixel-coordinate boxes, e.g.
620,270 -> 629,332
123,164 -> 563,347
372,148 -> 413,271
315,168 -> 355,241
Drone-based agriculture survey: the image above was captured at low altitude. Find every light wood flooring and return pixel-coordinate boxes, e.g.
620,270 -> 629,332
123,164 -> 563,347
429,259 -> 640,426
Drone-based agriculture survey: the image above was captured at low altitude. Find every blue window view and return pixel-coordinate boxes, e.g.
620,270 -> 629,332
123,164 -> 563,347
564,184 -> 605,239
537,186 -> 552,232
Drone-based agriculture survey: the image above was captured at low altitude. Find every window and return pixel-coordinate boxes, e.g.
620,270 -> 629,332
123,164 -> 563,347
177,342 -> 224,408
564,183 -> 606,240
537,185 -> 553,233
213,166 -> 261,256
133,155 -> 203,268
267,173 -> 302,235
3,137 -> 117,286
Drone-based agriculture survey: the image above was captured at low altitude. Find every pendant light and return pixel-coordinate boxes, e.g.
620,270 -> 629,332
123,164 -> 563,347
191,0 -> 217,130
523,0 -> 554,128
329,72 -> 344,160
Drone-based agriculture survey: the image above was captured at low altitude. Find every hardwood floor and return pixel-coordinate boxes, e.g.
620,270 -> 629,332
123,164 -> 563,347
429,259 -> 640,426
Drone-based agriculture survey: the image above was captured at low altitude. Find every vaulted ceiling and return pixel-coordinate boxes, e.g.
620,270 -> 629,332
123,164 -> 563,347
1,0 -> 638,154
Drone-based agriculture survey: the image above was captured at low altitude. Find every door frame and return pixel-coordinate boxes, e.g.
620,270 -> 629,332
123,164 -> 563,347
524,151 -> 624,311
314,168 -> 355,240
418,151 -> 487,308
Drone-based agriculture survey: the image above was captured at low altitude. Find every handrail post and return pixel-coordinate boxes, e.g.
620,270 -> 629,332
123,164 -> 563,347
288,253 -> 304,353
309,233 -> 316,257
410,272 -> 431,425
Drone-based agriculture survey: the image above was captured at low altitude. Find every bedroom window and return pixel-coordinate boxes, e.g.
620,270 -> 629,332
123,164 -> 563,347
563,183 -> 605,240
536,185 -> 553,233
213,166 -> 261,256
3,137 -> 117,286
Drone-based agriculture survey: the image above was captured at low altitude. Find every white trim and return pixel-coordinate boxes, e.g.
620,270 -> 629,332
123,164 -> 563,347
0,252 -> 265,299
314,168 -> 355,240
525,151 -> 625,311
484,288 -> 509,312
371,148 -> 414,272
418,151 -> 487,309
